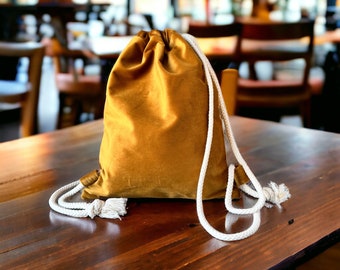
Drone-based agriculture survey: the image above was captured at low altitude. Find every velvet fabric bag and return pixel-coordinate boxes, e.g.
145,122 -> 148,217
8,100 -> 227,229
82,29 -> 231,200
49,29 -> 290,241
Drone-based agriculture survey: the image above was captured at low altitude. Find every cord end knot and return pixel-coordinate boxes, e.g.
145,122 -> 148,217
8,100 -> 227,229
87,198 -> 128,219
263,182 -> 291,208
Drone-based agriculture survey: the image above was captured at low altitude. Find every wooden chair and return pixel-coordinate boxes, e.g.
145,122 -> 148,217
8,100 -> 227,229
0,42 -> 44,137
187,21 -> 242,80
188,21 -> 242,38
43,38 -> 102,129
222,19 -> 316,127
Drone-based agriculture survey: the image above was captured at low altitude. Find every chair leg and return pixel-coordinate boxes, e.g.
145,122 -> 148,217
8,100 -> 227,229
301,101 -> 311,128
57,93 -> 65,129
57,94 -> 81,129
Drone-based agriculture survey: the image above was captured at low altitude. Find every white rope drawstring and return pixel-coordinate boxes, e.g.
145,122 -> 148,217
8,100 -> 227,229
182,33 -> 291,241
49,180 -> 127,219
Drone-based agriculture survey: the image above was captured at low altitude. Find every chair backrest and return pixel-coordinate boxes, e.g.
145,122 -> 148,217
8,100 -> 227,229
187,22 -> 242,82
42,37 -> 102,129
43,37 -> 75,73
224,19 -> 316,126
187,21 -> 242,38
236,19 -> 315,84
0,42 -> 45,137
43,37 -> 98,77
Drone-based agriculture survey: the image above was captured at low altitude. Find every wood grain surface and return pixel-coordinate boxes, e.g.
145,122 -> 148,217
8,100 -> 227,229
1,117 -> 339,269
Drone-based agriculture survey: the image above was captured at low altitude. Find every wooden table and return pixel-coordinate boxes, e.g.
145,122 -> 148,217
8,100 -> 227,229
87,35 -> 236,61
86,35 -> 133,60
86,29 -> 340,60
1,117 -> 339,269
87,35 -> 236,62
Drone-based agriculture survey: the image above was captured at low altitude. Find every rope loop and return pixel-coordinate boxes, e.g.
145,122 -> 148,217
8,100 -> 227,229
182,33 -> 290,241
49,180 -> 127,219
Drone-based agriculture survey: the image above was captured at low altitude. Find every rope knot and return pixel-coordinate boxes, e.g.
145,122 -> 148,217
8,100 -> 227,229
87,199 -> 105,219
86,198 -> 128,219
100,198 -> 128,219
263,182 -> 291,208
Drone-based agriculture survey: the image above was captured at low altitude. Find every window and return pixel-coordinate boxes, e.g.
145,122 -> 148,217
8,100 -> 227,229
11,0 -> 39,4
130,0 -> 171,29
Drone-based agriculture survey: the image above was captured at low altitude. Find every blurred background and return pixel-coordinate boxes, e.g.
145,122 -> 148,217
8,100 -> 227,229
1,0 -> 340,142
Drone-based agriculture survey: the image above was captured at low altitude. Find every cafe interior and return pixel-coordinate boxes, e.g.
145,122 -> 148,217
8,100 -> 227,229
1,0 -> 340,142
0,0 -> 339,268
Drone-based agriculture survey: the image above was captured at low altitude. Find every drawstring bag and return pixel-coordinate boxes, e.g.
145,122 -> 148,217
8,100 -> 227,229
49,29 -> 290,241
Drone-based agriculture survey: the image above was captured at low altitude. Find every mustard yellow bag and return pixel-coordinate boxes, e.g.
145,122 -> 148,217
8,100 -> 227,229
84,30 -> 229,200
49,29 -> 290,241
